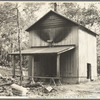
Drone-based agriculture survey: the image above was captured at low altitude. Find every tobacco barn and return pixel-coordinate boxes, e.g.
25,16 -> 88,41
11,10 -> 97,84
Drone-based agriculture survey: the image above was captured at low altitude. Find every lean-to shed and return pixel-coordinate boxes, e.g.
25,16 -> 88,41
11,10 -> 97,84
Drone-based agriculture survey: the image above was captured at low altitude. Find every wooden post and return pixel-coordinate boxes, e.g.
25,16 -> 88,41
31,56 -> 35,83
12,55 -> 15,78
28,55 -> 35,84
57,54 -> 60,77
28,56 -> 32,78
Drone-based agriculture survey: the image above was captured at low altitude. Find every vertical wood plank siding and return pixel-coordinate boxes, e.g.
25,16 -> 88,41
28,13 -> 79,82
78,29 -> 97,82
29,26 -> 79,79
30,27 -> 77,47
29,13 -> 76,47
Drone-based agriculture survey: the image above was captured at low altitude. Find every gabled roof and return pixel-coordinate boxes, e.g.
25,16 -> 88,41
26,10 -> 98,36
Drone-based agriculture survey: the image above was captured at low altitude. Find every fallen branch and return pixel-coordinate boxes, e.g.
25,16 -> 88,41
0,82 -> 13,87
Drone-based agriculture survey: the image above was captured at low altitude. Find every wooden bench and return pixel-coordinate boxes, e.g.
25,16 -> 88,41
34,76 -> 62,86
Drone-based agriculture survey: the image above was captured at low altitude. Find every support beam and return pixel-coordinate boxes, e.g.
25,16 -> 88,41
12,55 -> 15,78
31,56 -> 35,83
28,56 -> 32,78
28,55 -> 35,84
57,54 -> 60,77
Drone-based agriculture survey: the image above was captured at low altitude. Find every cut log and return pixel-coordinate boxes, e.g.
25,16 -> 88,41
11,84 -> 28,96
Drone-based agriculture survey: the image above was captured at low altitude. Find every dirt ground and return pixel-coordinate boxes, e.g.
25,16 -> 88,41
27,79 -> 100,99
0,66 -> 100,99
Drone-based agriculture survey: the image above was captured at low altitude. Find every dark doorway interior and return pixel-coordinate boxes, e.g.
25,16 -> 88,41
34,54 -> 56,77
87,63 -> 91,79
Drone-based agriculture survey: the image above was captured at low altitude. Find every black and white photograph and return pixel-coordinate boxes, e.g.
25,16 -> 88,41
0,1 -> 100,99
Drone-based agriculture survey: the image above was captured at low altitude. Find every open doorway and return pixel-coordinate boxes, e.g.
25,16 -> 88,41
87,63 -> 91,79
34,54 -> 56,77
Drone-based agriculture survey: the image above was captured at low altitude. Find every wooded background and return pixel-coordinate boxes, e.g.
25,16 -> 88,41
0,2 -> 100,74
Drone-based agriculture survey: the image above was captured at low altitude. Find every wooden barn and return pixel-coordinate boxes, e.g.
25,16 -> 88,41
11,10 -> 97,84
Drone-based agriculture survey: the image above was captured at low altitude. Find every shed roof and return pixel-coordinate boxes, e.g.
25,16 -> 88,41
10,45 -> 75,55
26,10 -> 98,36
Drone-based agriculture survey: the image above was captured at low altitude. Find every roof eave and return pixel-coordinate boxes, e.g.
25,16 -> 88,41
25,10 -> 53,32
79,25 -> 98,36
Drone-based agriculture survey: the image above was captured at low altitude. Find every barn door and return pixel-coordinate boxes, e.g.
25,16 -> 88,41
87,63 -> 91,79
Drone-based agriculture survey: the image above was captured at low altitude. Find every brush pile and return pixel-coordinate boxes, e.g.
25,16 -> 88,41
0,74 -> 15,96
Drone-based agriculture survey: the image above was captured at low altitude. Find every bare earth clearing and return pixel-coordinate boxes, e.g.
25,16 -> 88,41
0,67 -> 100,99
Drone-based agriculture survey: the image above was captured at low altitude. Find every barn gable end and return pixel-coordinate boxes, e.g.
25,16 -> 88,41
26,10 -> 97,36
27,11 -> 77,30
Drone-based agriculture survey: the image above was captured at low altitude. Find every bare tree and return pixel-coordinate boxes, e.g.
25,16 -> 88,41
16,3 -> 23,86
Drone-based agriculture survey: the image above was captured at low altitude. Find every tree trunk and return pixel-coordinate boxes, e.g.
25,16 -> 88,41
16,3 -> 23,86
